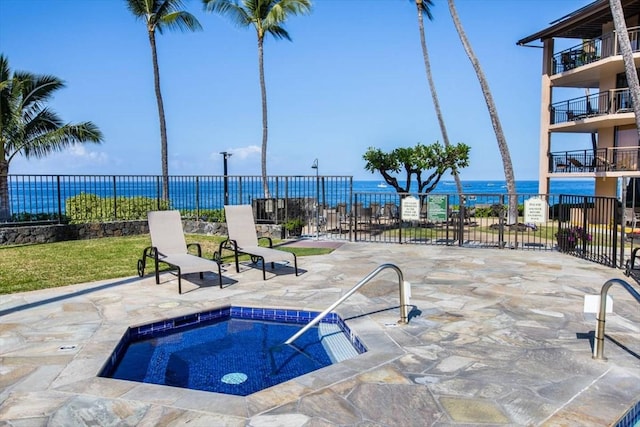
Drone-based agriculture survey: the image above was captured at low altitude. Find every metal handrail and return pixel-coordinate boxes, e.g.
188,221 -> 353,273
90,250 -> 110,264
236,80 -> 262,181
593,278 -> 640,360
284,263 -> 410,345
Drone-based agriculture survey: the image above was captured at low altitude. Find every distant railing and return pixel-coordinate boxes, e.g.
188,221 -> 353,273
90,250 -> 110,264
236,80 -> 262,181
0,174 -> 352,225
549,147 -> 640,174
552,26 -> 640,74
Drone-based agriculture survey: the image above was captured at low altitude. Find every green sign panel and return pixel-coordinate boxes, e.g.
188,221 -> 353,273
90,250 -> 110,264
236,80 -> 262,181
427,195 -> 448,222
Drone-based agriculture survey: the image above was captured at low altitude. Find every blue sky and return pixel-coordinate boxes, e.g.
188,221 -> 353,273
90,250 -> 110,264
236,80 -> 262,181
0,0 -> 589,181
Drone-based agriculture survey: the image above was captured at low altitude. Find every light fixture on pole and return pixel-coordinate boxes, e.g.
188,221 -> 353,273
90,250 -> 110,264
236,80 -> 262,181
311,159 -> 319,240
220,152 -> 232,206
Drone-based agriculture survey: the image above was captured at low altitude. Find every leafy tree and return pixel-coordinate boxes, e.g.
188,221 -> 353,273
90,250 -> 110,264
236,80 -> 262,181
409,0 -> 463,195
126,0 -> 202,201
202,0 -> 312,198
363,142 -> 469,201
448,0 -> 517,224
0,55 -> 103,221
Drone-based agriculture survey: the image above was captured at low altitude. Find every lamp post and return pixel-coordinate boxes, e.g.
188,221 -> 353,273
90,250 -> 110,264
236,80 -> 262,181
220,152 -> 232,206
311,159 -> 319,240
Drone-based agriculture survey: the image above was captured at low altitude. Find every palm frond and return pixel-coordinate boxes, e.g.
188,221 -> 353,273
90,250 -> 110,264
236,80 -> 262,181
204,0 -> 252,27
126,0 -> 153,18
160,11 -> 203,33
265,25 -> 290,41
15,73 -> 65,110
17,121 -> 102,160
276,0 -> 311,15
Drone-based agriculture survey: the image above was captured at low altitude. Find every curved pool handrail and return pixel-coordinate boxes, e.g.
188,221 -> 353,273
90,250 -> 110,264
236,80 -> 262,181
593,278 -> 640,360
284,263 -> 410,345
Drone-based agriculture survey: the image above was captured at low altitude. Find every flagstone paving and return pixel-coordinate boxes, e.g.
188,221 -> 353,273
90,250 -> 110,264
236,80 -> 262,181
1,242 -> 639,426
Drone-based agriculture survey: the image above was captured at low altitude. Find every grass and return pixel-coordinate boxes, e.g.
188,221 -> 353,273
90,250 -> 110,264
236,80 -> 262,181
0,234 -> 333,295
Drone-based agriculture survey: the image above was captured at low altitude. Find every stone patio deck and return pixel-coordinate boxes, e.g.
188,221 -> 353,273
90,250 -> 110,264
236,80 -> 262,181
1,242 -> 639,426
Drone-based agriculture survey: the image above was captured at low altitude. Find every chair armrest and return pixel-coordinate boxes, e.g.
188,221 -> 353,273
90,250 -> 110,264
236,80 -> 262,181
141,245 -> 155,260
187,242 -> 202,257
258,236 -> 273,248
625,246 -> 640,276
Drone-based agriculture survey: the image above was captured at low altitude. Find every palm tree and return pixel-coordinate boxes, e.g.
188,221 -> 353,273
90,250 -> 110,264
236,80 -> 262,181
447,0 -> 517,224
126,0 -> 202,201
202,0 -> 312,198
410,0 -> 463,196
0,54 -> 103,221
609,0 -> 640,139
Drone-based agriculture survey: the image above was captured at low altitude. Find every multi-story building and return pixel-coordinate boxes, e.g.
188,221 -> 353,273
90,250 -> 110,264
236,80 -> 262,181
518,0 -> 640,209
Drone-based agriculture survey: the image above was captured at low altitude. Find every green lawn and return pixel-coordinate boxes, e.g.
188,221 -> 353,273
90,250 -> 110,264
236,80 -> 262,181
0,235 -> 332,294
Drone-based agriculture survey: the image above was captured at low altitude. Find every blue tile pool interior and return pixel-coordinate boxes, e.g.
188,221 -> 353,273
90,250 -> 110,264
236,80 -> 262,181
99,306 -> 367,396
616,400 -> 640,427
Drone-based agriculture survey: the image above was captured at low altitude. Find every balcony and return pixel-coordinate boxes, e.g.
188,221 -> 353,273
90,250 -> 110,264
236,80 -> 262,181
553,26 -> 640,74
550,88 -> 634,127
549,147 -> 640,174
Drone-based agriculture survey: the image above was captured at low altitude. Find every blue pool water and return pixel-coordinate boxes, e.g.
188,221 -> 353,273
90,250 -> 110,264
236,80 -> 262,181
99,306 -> 365,396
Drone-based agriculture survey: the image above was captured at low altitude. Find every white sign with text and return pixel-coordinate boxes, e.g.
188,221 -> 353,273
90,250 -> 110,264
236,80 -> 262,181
524,197 -> 547,223
401,196 -> 420,221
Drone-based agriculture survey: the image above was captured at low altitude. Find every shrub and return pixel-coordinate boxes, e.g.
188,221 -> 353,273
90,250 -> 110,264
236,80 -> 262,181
555,226 -> 592,244
65,193 -> 169,223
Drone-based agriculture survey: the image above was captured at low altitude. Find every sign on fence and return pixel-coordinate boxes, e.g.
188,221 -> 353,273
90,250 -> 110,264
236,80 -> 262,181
524,197 -> 548,223
401,196 -> 420,221
427,195 -> 448,222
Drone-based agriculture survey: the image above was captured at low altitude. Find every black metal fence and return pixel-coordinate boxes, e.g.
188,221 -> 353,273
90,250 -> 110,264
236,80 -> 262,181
1,174 -> 630,269
326,192 -> 623,268
1,174 -> 353,225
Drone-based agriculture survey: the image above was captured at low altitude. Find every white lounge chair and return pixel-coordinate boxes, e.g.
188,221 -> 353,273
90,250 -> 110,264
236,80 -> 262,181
138,210 -> 223,293
222,205 -> 298,280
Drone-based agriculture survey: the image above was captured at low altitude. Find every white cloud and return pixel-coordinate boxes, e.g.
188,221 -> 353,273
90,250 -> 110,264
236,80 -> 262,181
210,145 -> 261,161
68,145 -> 109,163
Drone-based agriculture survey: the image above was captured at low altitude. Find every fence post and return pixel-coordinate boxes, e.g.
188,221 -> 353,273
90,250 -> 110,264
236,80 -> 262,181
276,176 -> 280,224
354,193 -> 359,242
195,176 -> 200,219
56,176 -> 62,224
581,196 -> 589,258
349,177 -> 354,242
112,176 -> 117,220
499,194 -> 506,248
456,195 -> 465,246
156,176 -> 161,211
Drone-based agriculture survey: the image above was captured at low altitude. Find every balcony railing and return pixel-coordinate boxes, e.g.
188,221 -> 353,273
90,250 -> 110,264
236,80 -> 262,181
549,147 -> 640,173
553,26 -> 640,74
550,88 -> 632,125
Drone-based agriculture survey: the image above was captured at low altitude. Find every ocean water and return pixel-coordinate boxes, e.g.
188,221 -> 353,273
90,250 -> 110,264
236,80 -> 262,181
356,179 -> 594,196
8,178 -> 595,215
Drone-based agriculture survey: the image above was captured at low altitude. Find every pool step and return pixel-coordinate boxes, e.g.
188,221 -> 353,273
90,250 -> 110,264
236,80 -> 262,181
318,322 -> 359,363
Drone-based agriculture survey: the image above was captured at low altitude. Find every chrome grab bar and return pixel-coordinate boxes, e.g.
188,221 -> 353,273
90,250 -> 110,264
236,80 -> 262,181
593,278 -> 640,360
284,263 -> 410,345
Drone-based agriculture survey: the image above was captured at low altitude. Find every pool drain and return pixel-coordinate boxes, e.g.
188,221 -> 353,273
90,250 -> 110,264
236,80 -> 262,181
221,372 -> 248,385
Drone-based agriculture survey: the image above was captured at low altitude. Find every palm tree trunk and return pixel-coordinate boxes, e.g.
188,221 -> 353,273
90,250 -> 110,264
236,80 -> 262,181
258,37 -> 271,198
609,0 -> 640,141
149,30 -> 170,201
0,159 -> 10,221
416,1 -> 463,196
448,0 -> 517,224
